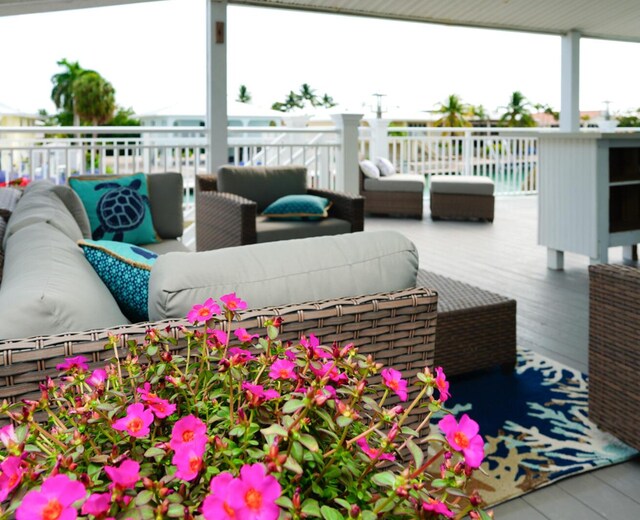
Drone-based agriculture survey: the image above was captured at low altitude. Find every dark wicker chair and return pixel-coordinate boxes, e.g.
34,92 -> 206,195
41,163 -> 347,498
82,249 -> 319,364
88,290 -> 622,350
196,166 -> 364,251
359,168 -> 424,219
588,264 -> 640,450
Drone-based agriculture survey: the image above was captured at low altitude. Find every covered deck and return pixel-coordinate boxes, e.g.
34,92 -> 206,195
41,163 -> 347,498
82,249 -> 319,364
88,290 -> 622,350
366,196 -> 640,519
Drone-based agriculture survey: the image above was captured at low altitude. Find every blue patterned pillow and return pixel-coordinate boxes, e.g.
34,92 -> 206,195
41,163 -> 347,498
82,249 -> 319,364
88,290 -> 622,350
79,239 -> 158,322
262,194 -> 332,220
69,173 -> 159,245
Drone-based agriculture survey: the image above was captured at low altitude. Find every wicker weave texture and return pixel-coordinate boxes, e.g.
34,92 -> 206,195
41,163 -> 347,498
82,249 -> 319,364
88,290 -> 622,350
359,171 -> 424,219
0,287 -> 437,430
588,264 -> 640,450
430,193 -> 495,221
417,271 -> 516,376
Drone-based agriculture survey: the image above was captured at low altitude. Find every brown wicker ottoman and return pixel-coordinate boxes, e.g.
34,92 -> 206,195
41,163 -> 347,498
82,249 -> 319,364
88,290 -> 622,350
430,176 -> 495,222
417,270 -> 516,376
588,264 -> 640,450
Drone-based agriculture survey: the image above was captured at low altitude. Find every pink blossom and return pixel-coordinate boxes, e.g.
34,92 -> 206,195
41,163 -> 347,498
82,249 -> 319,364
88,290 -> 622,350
242,382 -> 280,405
207,328 -> 229,346
234,328 -> 259,343
438,414 -> 485,469
87,368 -> 107,388
0,424 -> 19,449
112,403 -> 154,438
381,368 -> 408,401
228,347 -> 256,365
16,474 -> 86,520
435,367 -> 450,402
170,415 -> 208,453
0,456 -> 25,501
56,355 -> 89,372
356,437 -> 395,462
312,362 -> 348,384
202,472 -> 239,520
173,447 -> 204,481
227,463 -> 282,520
136,383 -> 176,418
423,497 -> 454,518
300,334 -> 331,359
104,459 -> 140,490
187,298 -> 221,324
269,359 -> 297,380
220,292 -> 247,312
81,492 -> 111,516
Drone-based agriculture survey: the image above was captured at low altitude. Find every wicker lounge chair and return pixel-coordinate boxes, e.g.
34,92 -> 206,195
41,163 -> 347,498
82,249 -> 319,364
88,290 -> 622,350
359,167 -> 424,219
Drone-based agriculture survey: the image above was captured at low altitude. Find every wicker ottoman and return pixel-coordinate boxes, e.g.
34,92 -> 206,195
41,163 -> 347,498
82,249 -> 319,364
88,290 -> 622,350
430,176 -> 495,222
417,270 -> 516,376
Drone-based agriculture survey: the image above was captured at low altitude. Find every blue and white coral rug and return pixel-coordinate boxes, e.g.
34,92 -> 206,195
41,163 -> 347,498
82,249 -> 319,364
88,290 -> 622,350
442,348 -> 638,507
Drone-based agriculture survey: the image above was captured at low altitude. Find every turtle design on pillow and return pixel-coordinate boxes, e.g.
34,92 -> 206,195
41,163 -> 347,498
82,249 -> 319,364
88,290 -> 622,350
93,178 -> 151,241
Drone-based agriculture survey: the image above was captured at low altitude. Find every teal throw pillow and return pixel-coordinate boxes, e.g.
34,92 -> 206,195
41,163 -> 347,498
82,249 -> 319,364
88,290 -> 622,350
69,173 -> 158,244
79,239 -> 158,322
262,194 -> 332,220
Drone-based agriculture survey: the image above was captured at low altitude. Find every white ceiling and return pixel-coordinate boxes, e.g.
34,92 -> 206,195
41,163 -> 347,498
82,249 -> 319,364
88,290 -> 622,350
2,0 -> 640,43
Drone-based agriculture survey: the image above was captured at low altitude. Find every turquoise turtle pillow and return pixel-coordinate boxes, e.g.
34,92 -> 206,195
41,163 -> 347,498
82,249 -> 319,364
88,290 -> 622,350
262,194 -> 332,220
79,239 -> 158,322
69,173 -> 158,244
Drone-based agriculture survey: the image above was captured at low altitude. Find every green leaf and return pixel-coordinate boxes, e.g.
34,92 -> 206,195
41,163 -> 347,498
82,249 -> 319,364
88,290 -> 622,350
267,325 -> 279,340
146,345 -> 158,357
135,490 -> 154,506
261,424 -> 288,438
337,416 -> 353,428
301,498 -> 322,517
361,512 -> 377,520
333,498 -> 351,510
431,478 -> 448,488
298,433 -> 319,452
166,503 -> 184,517
406,438 -> 424,469
479,510 -> 493,520
282,399 -> 305,414
320,505 -> 344,520
276,496 -> 294,509
144,447 -> 166,459
284,455 -> 303,475
371,471 -> 396,488
23,444 -> 40,453
416,372 -> 428,383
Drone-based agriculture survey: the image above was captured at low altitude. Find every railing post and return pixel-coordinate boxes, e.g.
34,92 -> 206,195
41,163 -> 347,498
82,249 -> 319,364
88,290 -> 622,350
365,118 -> 390,161
463,129 -> 473,176
331,113 -> 363,195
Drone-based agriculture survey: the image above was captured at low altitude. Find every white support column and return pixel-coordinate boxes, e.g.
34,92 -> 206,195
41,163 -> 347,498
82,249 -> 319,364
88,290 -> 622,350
365,118 -> 390,160
547,248 -> 564,271
206,0 -> 228,173
560,31 -> 580,132
331,113 -> 363,195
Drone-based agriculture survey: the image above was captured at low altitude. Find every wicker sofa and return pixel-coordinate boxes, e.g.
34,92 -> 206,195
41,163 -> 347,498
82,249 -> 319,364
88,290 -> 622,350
359,167 -> 424,219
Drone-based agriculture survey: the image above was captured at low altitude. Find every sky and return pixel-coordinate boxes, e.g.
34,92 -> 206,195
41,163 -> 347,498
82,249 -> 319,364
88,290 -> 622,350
1,0 -> 640,118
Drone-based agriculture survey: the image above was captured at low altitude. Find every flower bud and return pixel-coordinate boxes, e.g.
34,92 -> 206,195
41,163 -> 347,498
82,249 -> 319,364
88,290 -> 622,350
143,477 -> 154,490
160,350 -> 173,363
349,504 -> 360,518
292,487 -> 301,509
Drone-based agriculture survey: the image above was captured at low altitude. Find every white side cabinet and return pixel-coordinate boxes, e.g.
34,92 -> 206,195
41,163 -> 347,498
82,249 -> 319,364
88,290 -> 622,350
538,133 -> 640,269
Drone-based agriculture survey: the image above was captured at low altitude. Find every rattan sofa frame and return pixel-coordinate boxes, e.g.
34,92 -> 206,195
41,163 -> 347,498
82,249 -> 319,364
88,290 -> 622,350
359,169 -> 424,219
195,174 -> 365,252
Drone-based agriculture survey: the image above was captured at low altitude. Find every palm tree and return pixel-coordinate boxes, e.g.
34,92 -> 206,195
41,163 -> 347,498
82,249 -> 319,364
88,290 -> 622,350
237,85 -> 251,103
470,104 -> 490,127
434,94 -> 470,127
284,91 -> 304,111
72,72 -> 116,125
320,93 -> 337,108
499,91 -> 536,127
50,59 -> 94,125
299,84 -> 319,107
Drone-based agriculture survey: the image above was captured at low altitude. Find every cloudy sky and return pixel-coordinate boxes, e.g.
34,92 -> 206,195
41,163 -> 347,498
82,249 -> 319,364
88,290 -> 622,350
1,0 -> 640,117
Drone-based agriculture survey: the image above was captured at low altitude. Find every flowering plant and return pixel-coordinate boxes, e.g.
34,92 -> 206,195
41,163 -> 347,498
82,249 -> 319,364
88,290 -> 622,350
0,293 -> 490,519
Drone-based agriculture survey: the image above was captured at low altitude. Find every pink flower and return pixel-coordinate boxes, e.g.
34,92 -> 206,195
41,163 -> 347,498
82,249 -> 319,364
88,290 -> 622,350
0,424 -> 19,449
16,474 -> 86,520
242,382 -> 280,405
104,459 -> 140,490
435,367 -> 450,402
187,298 -> 221,324
356,437 -> 395,462
112,403 -> 154,438
228,347 -> 256,365
173,447 -> 204,481
202,472 -> 239,520
381,368 -> 408,401
170,415 -> 208,453
220,292 -> 247,312
438,414 -> 485,469
227,463 -> 282,520
300,334 -> 331,359
268,359 -> 296,380
81,492 -> 111,516
207,328 -> 229,346
137,383 -> 176,418
234,328 -> 259,343
312,362 -> 348,384
0,456 -> 25,501
87,368 -> 107,388
56,355 -> 89,372
423,497 -> 454,518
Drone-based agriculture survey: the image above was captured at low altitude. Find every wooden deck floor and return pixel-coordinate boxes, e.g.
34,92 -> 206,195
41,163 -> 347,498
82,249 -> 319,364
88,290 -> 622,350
364,196 -> 640,520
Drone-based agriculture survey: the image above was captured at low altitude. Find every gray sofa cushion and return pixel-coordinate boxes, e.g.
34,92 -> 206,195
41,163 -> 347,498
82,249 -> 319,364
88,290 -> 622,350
256,216 -> 351,243
0,187 -> 22,222
146,172 -> 184,239
0,222 -> 130,340
217,166 -> 307,212
143,239 -> 191,255
3,188 -> 83,249
364,174 -> 425,193
148,230 -> 419,321
51,185 -> 92,238
430,176 -> 494,196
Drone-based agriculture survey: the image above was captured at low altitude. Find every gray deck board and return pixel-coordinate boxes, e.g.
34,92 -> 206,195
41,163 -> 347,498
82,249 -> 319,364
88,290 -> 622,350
364,196 -> 640,519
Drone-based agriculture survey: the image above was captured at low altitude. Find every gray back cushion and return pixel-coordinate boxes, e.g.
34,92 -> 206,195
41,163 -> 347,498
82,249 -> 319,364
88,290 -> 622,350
0,187 -> 22,222
217,166 -> 307,212
146,172 -> 184,239
51,185 -> 92,238
148,230 -> 419,321
0,222 -> 129,340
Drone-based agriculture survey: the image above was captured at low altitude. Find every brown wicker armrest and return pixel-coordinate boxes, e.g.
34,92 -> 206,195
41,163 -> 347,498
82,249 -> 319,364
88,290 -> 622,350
195,191 -> 257,251
307,188 -> 365,232
0,286 -> 437,430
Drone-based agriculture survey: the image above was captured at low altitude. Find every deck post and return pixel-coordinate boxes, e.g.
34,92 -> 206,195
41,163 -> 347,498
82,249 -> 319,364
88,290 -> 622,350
366,118 -> 390,161
560,31 -> 580,132
547,248 -> 564,270
331,113 -> 363,195
206,0 -> 228,173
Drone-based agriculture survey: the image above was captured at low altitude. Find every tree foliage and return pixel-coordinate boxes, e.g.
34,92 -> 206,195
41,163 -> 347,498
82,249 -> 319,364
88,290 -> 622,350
237,85 -> 251,103
272,84 -> 338,112
434,94 -> 471,127
499,91 -> 536,127
72,71 -> 116,125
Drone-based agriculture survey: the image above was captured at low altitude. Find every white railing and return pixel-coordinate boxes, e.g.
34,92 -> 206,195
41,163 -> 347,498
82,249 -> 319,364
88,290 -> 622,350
360,126 -> 539,195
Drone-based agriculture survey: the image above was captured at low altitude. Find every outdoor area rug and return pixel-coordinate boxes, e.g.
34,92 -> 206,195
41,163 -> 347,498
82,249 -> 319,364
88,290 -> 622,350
438,348 -> 639,507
